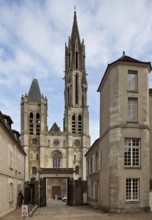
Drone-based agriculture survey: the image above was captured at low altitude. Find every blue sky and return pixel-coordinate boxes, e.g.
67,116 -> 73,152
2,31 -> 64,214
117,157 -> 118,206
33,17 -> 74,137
1,0 -> 152,144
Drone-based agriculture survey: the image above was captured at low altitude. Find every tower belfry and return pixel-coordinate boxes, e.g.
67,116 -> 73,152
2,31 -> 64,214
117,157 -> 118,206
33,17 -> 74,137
64,12 -> 90,180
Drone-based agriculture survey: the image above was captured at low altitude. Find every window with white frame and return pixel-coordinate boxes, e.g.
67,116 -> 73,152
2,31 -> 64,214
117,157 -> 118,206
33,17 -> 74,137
100,150 -> 102,169
124,138 -> 140,167
128,70 -> 138,92
90,157 -> 93,174
8,182 -> 13,202
17,157 -> 21,173
87,160 -> 90,175
95,152 -> 99,171
126,179 -> 139,201
9,149 -> 14,169
128,98 -> 138,122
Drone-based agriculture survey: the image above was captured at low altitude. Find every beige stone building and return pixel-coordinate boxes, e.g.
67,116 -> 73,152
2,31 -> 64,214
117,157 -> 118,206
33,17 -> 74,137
0,111 -> 25,217
20,12 -> 90,204
86,53 -> 151,212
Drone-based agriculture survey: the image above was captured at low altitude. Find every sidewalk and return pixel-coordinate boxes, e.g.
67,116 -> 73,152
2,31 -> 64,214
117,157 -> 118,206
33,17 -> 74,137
0,204 -> 38,220
1,200 -> 152,220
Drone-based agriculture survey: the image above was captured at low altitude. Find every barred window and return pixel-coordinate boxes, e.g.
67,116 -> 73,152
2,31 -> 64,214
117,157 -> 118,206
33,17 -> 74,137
124,138 -> 140,167
126,179 -> 139,201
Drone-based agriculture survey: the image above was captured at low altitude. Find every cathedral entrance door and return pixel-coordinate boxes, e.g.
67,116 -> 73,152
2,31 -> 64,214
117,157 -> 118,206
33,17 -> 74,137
52,186 -> 61,199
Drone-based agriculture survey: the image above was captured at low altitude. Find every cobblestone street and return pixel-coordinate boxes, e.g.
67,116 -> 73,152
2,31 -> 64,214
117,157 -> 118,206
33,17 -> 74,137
1,199 -> 152,220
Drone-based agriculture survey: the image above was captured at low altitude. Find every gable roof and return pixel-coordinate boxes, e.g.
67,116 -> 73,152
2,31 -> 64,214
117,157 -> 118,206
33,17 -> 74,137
49,123 -> 61,133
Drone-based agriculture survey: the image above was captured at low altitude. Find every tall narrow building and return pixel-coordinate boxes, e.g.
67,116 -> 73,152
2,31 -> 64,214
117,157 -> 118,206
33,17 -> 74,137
64,11 -> 90,180
86,53 -> 151,212
21,79 -> 48,181
20,12 -> 90,204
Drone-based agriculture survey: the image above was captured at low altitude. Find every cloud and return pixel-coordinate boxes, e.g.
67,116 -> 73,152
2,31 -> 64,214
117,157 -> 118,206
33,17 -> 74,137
0,0 -> 152,144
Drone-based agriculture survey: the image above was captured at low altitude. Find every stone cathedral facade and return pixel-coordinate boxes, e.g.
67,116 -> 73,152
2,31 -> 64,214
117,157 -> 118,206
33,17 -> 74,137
20,12 -> 90,200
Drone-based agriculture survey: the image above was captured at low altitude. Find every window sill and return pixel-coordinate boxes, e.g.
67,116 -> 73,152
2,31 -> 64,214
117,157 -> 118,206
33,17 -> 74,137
124,166 -> 141,169
127,121 -> 138,124
125,200 -> 139,204
127,90 -> 138,93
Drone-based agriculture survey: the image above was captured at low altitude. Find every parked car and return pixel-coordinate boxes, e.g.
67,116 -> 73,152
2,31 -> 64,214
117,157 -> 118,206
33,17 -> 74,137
57,195 -> 64,200
62,196 -> 67,202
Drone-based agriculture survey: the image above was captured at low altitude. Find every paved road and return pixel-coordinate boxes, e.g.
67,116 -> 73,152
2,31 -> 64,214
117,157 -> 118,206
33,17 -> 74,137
1,199 -> 152,220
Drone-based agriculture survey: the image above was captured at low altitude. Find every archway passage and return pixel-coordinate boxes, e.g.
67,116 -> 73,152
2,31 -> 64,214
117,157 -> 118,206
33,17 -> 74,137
39,168 -> 73,207
39,168 -> 85,207
46,178 -> 67,201
52,186 -> 61,199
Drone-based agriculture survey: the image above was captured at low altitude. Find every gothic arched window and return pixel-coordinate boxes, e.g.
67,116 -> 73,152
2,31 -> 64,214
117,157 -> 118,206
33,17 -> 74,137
78,115 -> 82,133
72,115 -> 76,133
75,74 -> 79,105
53,151 -> 62,168
75,51 -> 78,69
29,112 -> 33,135
36,113 -> 40,135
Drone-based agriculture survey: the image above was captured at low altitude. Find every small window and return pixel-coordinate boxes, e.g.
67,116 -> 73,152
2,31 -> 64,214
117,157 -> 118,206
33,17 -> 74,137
128,98 -> 138,122
36,113 -> 40,135
32,166 -> 37,174
29,112 -> 34,135
95,152 -> 99,171
9,150 -> 14,169
128,70 -> 138,92
78,115 -> 82,133
8,183 -> 13,202
36,153 -> 39,160
17,157 -> 21,173
72,115 -> 76,133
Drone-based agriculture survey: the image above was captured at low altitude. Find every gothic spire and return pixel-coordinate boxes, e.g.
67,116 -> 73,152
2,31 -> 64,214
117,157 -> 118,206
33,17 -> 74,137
28,79 -> 41,102
71,11 -> 81,46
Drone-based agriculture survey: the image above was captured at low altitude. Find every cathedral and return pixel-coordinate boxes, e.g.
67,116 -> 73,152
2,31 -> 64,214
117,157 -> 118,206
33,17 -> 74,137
20,11 -> 90,205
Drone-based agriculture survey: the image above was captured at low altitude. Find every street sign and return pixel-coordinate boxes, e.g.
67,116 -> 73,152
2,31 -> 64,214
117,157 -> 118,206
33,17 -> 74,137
21,205 -> 28,217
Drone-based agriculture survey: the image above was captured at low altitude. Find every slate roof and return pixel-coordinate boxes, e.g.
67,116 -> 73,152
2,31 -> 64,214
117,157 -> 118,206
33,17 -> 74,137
49,123 -> 61,133
98,53 -> 152,92
28,79 -> 41,102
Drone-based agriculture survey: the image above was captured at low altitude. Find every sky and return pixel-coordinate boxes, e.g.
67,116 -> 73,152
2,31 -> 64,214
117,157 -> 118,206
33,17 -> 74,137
1,0 -> 152,144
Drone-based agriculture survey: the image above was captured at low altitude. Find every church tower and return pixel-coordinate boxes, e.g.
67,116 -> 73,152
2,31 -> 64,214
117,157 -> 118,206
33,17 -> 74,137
64,11 -> 90,180
21,79 -> 48,181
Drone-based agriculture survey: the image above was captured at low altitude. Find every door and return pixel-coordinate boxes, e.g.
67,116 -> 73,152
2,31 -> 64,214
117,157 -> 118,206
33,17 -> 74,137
52,186 -> 61,199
